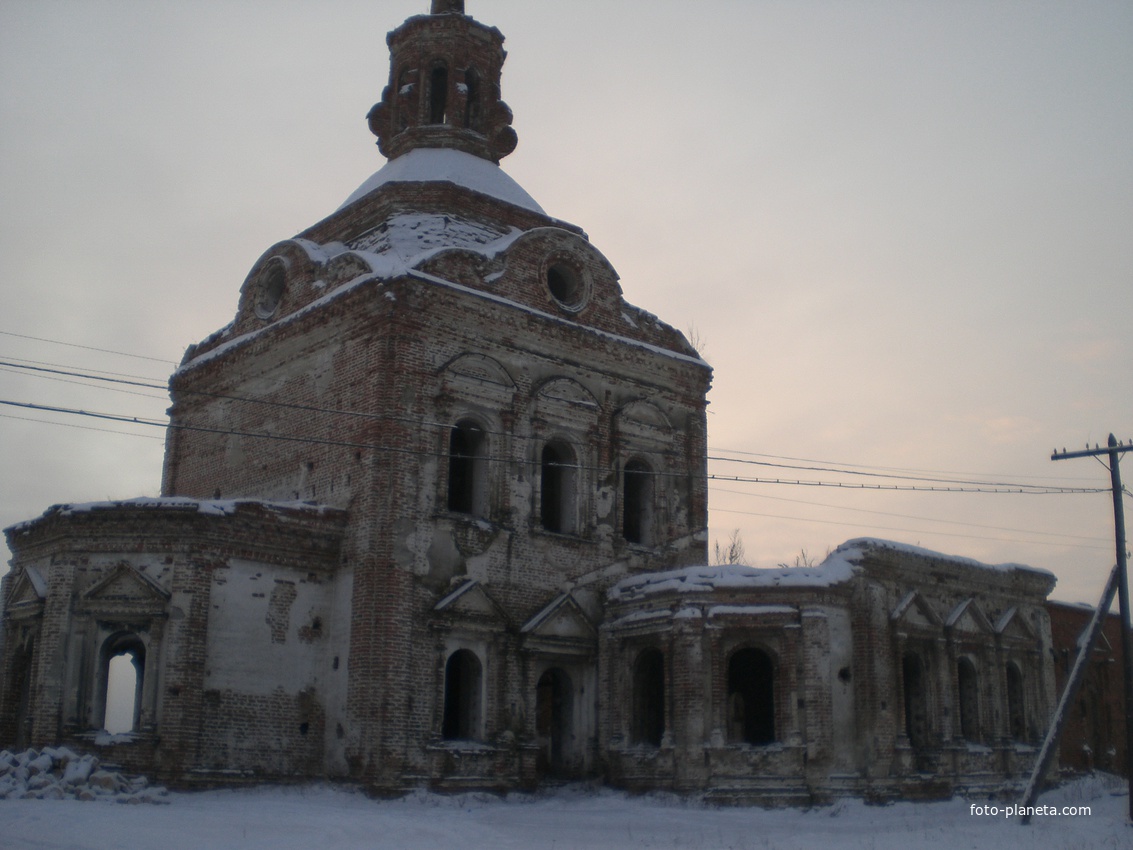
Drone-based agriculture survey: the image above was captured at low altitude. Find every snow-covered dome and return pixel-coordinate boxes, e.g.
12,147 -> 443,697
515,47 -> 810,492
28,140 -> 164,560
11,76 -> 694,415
338,148 -> 544,215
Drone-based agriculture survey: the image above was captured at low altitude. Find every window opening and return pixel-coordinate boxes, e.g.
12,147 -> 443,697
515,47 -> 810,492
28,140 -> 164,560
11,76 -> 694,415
442,648 -> 482,740
536,667 -> 572,777
101,634 -> 145,734
631,648 -> 665,746
727,647 -> 775,745
429,65 -> 448,124
902,651 -> 928,750
448,420 -> 487,516
623,459 -> 652,545
540,440 -> 576,534
1006,662 -> 1026,742
957,656 -> 980,742
546,262 -> 585,309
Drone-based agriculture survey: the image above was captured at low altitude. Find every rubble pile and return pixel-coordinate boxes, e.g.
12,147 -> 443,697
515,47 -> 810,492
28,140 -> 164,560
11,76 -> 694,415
0,747 -> 169,803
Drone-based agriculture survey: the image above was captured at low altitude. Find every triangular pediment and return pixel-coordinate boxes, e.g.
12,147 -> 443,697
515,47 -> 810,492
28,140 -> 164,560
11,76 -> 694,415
891,590 -> 942,628
82,564 -> 169,604
434,580 -> 506,623
5,567 -> 46,614
994,606 -> 1036,643
521,593 -> 596,640
946,598 -> 992,634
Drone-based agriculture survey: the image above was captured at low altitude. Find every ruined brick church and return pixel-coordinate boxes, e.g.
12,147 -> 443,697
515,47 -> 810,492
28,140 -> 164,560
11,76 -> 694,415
1,1 -> 1058,803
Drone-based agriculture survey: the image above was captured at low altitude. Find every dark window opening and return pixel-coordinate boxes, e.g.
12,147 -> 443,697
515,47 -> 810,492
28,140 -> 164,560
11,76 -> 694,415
727,647 -> 776,745
540,440 -> 576,534
429,65 -> 448,124
448,420 -> 487,516
536,667 -> 572,778
958,657 -> 980,742
442,648 -> 482,740
903,652 -> 928,750
623,458 -> 652,545
464,68 -> 482,131
631,648 -> 665,746
1006,662 -> 1026,742
546,263 -> 585,309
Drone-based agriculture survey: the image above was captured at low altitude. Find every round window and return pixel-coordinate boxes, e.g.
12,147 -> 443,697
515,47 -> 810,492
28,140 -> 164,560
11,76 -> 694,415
253,261 -> 286,319
545,261 -> 586,311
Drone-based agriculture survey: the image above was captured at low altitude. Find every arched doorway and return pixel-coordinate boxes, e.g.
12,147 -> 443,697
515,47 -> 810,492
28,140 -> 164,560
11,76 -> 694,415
535,667 -> 572,777
11,637 -> 35,749
727,647 -> 775,745
902,651 -> 929,751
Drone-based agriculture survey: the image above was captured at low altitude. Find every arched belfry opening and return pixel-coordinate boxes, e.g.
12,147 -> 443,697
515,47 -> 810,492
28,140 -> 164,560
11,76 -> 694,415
428,64 -> 449,125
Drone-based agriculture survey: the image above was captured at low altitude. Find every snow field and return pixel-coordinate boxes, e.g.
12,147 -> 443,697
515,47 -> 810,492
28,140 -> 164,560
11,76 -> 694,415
0,773 -> 1127,850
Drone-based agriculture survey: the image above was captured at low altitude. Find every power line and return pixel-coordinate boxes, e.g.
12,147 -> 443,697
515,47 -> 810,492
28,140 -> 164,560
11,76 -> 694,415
707,472 -> 1104,495
0,412 -> 166,441
711,504 -> 1113,551
0,390 -> 1112,494
707,453 -> 1095,492
0,330 -> 175,365
0,367 -> 169,403
707,445 -> 1100,482
708,484 -> 1111,543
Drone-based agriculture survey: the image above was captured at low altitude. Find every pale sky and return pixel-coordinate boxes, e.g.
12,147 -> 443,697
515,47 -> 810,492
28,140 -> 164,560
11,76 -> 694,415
1,0 -> 1130,605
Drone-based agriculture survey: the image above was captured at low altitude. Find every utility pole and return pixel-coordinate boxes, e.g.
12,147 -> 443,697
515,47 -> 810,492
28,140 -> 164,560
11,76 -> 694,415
1052,434 -> 1132,821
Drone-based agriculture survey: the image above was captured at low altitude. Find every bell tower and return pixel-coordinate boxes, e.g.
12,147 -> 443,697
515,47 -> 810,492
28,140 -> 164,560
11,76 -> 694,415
367,0 -> 518,164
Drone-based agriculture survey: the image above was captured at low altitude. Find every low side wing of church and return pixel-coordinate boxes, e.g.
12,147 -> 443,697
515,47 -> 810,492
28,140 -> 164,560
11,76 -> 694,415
0,1 -> 1061,804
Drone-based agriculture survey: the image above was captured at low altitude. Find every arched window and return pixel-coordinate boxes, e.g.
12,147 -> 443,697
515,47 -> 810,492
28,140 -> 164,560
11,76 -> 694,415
957,657 -> 980,742
540,440 -> 577,534
1006,662 -> 1026,742
902,651 -> 928,750
727,647 -> 775,745
622,458 -> 652,545
429,64 -> 448,125
448,420 -> 487,516
442,648 -> 482,740
101,633 -> 145,734
463,68 -> 482,131
631,648 -> 664,746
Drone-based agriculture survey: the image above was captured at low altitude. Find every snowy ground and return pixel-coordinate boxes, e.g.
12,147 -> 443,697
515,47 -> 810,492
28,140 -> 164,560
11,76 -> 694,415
0,774 -> 1128,850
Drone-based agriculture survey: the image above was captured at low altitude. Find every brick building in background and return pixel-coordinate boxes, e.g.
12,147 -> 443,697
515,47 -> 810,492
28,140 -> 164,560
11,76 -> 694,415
1047,602 -> 1128,776
1,1 -> 1079,802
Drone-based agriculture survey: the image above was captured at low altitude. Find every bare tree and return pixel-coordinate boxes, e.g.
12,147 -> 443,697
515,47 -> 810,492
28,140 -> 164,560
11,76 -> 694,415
685,323 -> 707,357
713,529 -> 746,565
778,548 -> 823,569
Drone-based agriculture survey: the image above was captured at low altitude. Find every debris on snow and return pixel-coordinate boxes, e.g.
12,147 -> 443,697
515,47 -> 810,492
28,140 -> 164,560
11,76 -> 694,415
0,748 -> 168,804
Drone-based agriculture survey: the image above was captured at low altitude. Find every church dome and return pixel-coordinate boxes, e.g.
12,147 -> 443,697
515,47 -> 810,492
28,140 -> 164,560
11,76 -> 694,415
338,147 -> 543,214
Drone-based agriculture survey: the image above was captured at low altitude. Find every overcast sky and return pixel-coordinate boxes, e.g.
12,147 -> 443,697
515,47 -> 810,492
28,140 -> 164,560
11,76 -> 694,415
1,0 -> 1130,605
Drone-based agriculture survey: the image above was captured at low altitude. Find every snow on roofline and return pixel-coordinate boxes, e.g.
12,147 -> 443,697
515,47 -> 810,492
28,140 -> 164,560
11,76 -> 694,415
609,549 -> 861,602
842,537 -> 1055,579
610,538 -> 1055,602
5,497 -> 339,536
338,148 -> 545,214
